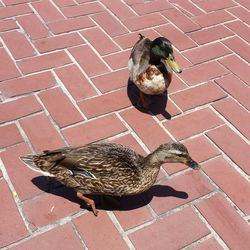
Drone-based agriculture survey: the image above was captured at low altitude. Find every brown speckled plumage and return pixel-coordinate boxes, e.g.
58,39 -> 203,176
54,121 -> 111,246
21,142 -> 200,215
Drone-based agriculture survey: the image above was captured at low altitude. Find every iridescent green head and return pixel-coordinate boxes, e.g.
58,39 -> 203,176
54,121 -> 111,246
151,37 -> 182,73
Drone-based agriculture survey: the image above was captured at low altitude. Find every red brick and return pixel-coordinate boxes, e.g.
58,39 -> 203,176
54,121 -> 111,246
48,16 -> 94,34
110,133 -> 146,156
170,0 -> 204,17
164,108 -> 223,140
79,88 -> 130,118
62,2 -> 104,17
114,205 -> 153,231
81,27 -> 120,56
203,157 -> 250,215
92,68 -> 129,93
0,4 -> 31,19
104,50 -> 130,70
74,212 -> 128,250
180,61 -> 228,86
39,88 -> 83,128
164,135 -> 220,174
17,14 -> 49,40
192,10 -> 234,28
171,81 -> 227,111
156,24 -> 196,51
0,124 -> 22,148
55,65 -> 97,101
18,51 -> 71,74
11,224 -> 83,250
0,48 -> 20,81
213,98 -> 250,140
53,0 -> 76,7
124,0 -> 144,4
191,238 -> 223,250
162,8 -> 200,32
173,50 -> 192,69
206,125 -> 250,175
32,0 -> 64,23
0,72 -> 55,98
192,0 -> 236,12
92,11 -> 128,37
0,96 -> 42,123
188,25 -> 233,45
184,135 -> 221,162
0,143 -> 44,200
132,0 -> 171,15
114,29 -> 159,50
0,180 -> 28,247
0,19 -> 18,32
1,31 -> 35,59
122,13 -> 167,31
69,45 -> 109,77
234,0 -> 250,9
219,55 -> 250,86
63,114 -> 127,146
20,113 -> 65,153
215,74 -> 250,110
150,170 -> 213,214
167,75 -> 187,94
183,43 -> 231,65
226,21 -> 250,43
196,194 -> 250,250
101,0 -> 136,20
2,0 -> 36,4
129,207 -> 209,250
223,37 -> 250,62
34,32 -> 84,53
228,6 -> 250,25
23,191 -> 81,229
120,108 -> 172,151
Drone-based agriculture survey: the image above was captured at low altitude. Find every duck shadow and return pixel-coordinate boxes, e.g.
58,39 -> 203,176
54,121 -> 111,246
32,176 -> 188,212
127,79 -> 172,119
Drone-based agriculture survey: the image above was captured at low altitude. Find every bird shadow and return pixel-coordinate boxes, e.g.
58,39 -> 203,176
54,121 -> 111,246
127,79 -> 172,119
32,176 -> 188,212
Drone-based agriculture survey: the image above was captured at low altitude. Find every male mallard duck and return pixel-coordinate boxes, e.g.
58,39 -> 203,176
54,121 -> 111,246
128,34 -> 182,109
21,142 -> 200,216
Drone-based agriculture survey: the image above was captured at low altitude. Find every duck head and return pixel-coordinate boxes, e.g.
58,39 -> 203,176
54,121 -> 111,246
150,37 -> 182,74
149,142 -> 200,170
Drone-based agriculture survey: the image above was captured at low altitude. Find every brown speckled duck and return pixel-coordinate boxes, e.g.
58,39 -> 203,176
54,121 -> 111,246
21,142 -> 200,216
128,34 -> 182,109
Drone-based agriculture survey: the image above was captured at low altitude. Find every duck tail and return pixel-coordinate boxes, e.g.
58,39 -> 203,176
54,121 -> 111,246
138,33 -> 144,40
20,155 -> 40,172
20,154 -> 56,177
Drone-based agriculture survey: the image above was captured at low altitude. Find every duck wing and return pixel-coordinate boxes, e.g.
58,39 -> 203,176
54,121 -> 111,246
21,143 -> 143,180
128,37 -> 152,80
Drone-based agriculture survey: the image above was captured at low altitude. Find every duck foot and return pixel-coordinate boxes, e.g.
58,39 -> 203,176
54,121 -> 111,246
77,192 -> 98,216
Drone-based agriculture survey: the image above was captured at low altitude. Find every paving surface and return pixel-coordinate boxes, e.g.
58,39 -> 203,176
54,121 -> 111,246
0,0 -> 250,249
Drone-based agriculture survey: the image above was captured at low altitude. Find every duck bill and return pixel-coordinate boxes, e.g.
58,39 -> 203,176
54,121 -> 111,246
165,55 -> 182,73
186,159 -> 200,170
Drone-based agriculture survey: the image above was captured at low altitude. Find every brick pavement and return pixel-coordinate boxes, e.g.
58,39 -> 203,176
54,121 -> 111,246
0,0 -> 249,249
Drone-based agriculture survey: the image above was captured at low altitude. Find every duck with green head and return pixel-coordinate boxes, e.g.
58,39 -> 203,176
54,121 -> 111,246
128,34 -> 182,109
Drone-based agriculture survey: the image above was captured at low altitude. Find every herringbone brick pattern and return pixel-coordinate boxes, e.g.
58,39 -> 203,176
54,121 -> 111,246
0,0 -> 249,249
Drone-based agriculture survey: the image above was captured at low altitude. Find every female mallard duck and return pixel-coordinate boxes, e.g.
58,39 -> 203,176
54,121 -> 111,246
21,142 -> 200,216
128,34 -> 182,109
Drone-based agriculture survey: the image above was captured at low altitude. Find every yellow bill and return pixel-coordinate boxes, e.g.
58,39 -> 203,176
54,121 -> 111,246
166,54 -> 182,73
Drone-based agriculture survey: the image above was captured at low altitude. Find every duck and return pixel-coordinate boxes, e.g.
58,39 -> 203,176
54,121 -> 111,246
20,142 -> 200,216
128,34 -> 182,109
